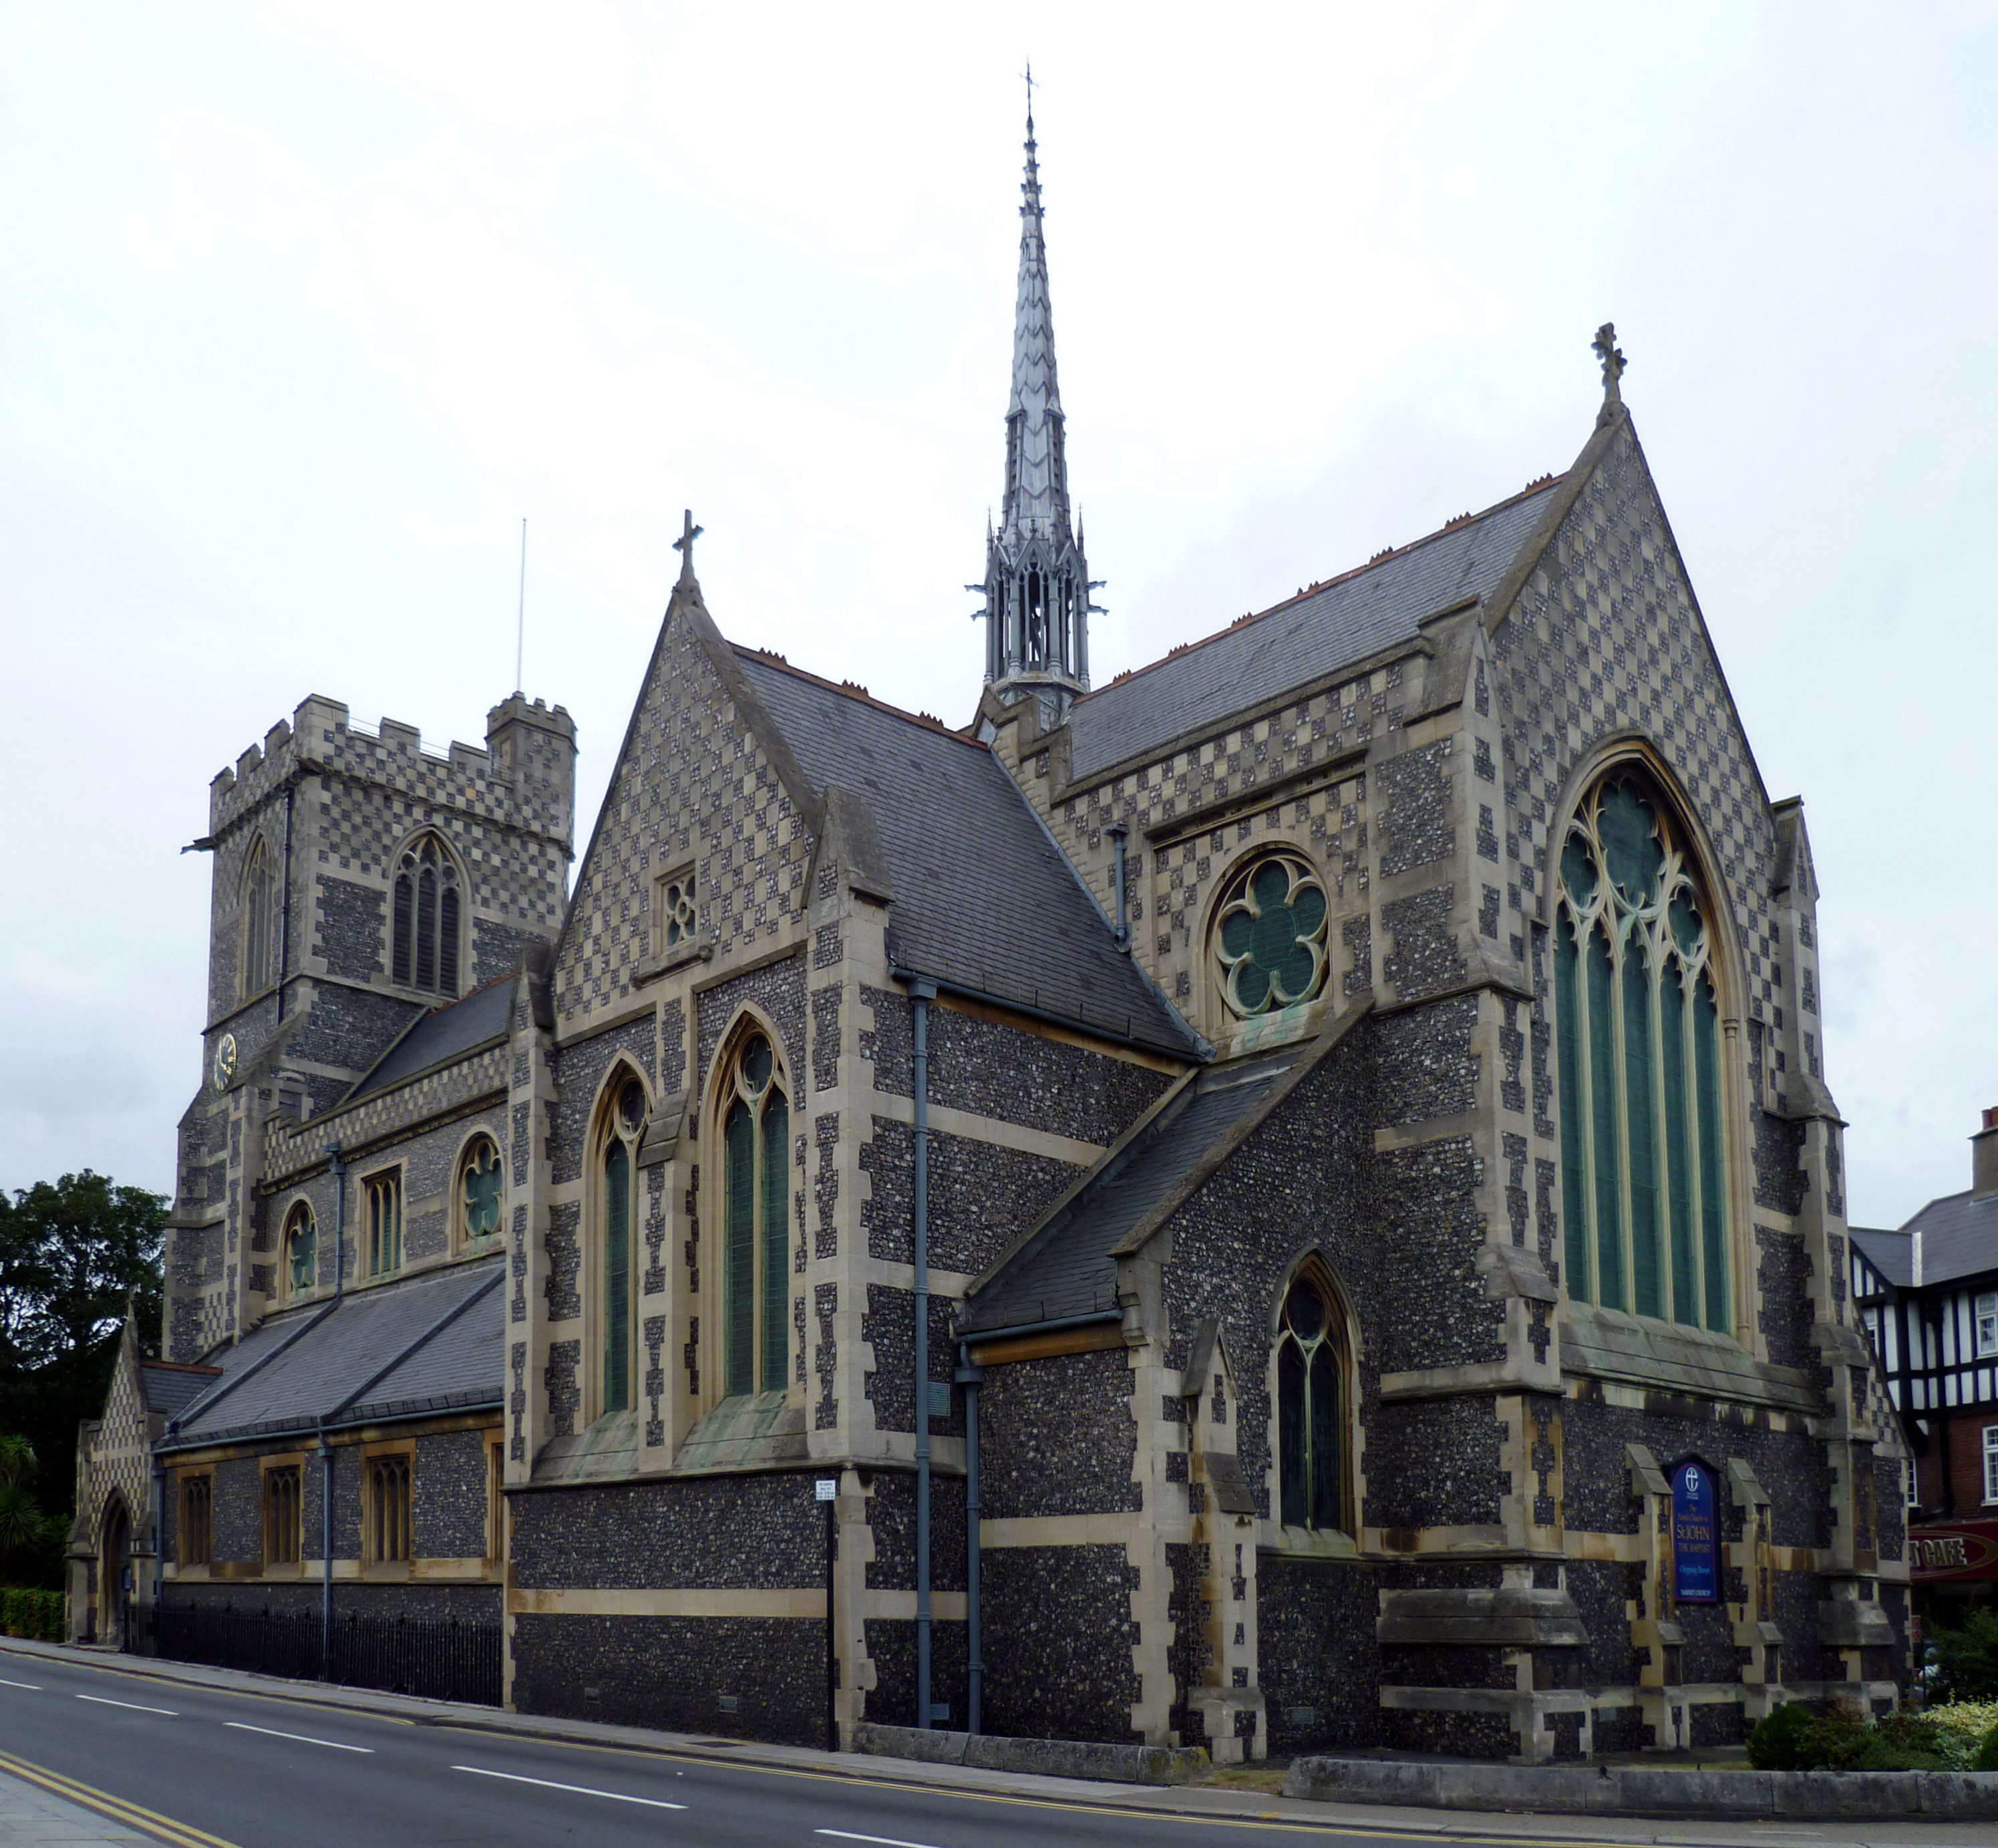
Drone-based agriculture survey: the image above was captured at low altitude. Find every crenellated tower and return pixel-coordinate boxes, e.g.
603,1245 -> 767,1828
976,84 -> 1097,710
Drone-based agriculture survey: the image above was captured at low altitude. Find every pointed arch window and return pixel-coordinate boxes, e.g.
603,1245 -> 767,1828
599,1077 -> 646,1416
721,1033 -> 790,1398
391,834 -> 461,997
1277,1265 -> 1349,1534
456,1135 -> 504,1251
1554,770 -> 1731,1330
281,1201 -> 317,1299
242,835 -> 277,996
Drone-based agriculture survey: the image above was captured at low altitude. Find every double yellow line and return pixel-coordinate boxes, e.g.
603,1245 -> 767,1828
0,1746 -> 238,1848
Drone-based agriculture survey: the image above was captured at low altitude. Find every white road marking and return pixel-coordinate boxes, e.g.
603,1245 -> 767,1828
0,1677 -> 42,1690
451,1765 -> 687,1809
816,1832 -> 951,1848
225,1721 -> 372,1753
75,1694 -> 178,1716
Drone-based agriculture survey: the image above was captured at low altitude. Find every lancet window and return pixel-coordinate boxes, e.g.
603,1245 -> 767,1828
720,1032 -> 790,1399
391,834 -> 461,997
1554,770 -> 1731,1330
241,835 -> 277,996
282,1201 -> 317,1299
597,1076 -> 646,1416
1276,1263 -> 1349,1534
456,1135 -> 504,1250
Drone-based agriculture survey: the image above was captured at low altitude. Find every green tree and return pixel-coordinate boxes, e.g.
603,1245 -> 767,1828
0,1172 -> 166,1583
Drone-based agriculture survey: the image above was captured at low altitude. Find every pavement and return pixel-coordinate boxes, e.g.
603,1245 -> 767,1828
0,1636 -> 1987,1848
0,1764 -> 152,1845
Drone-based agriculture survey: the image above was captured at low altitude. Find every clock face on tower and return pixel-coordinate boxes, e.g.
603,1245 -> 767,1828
212,1033 -> 238,1092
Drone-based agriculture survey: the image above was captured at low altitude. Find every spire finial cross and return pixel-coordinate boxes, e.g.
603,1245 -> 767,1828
671,508 -> 703,583
1593,322 -> 1627,402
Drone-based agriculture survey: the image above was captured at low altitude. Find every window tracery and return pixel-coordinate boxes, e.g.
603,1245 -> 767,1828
1215,854 -> 1329,1019
391,834 -> 461,997
456,1136 -> 504,1250
1554,768 -> 1731,1330
719,1032 -> 790,1399
281,1201 -> 317,1299
1276,1263 -> 1349,1535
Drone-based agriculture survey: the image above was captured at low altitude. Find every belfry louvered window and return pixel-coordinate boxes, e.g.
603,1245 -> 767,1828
600,1078 -> 645,1416
721,1033 -> 790,1398
241,834 -> 277,996
391,834 -> 461,997
1554,770 -> 1731,1330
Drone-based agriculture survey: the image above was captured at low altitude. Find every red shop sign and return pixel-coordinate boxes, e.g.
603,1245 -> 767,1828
1909,1519 -> 1998,1581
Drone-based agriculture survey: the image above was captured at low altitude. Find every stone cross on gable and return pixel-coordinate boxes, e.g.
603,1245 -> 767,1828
1593,323 -> 1627,402
672,508 -> 704,585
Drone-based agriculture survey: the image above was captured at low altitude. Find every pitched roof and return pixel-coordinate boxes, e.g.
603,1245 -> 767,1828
1848,1227 -> 1912,1290
1898,1190 -> 1998,1290
961,1043 -> 1308,1334
140,1359 -> 221,1417
168,1259 -> 503,1446
345,979 -> 513,1104
733,651 -> 1196,1055
1066,482 -> 1559,780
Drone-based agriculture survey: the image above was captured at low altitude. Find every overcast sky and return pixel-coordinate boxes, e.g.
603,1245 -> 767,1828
4,2 -> 1994,1231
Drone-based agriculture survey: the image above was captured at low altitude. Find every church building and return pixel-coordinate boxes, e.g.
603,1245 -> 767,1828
72,102 -> 1910,1764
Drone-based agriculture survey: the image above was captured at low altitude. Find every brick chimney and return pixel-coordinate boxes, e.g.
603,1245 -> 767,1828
1975,1106 -> 1998,1200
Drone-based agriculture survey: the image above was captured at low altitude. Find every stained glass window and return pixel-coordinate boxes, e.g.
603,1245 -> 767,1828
1554,771 -> 1731,1330
721,1032 -> 790,1400
283,1201 -> 317,1297
391,834 -> 461,998
1215,854 -> 1330,1019
1277,1269 -> 1345,1533
460,1137 -> 503,1245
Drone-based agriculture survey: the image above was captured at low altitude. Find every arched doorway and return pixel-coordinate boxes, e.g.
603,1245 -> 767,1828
100,1496 -> 132,1652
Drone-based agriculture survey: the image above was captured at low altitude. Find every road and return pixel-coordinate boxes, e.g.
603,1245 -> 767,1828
0,1648 -> 1959,1848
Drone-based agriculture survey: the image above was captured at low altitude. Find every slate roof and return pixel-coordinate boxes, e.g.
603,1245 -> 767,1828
167,1259 -> 504,1446
961,1044 -> 1307,1334
346,979 -> 513,1104
140,1360 -> 221,1417
1849,1227 -> 1913,1291
734,651 -> 1195,1055
1896,1191 -> 1998,1290
1066,482 -> 1558,780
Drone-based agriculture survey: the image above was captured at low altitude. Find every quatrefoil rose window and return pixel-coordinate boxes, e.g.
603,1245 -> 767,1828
1216,855 -> 1329,1018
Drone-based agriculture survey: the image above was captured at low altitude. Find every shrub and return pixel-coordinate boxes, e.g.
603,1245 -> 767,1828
0,1587 -> 64,1642
1794,1702 -> 1876,1770
1975,1720 -> 1998,1773
1747,1701 -> 1813,1769
1921,1700 -> 1998,1770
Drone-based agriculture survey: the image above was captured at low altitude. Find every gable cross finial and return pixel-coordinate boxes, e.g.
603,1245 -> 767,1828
671,508 -> 703,586
1593,322 -> 1627,404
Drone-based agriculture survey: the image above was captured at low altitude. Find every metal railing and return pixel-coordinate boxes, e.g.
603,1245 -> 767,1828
140,1604 -> 501,1707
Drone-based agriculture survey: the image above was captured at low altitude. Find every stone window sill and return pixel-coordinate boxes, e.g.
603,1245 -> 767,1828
633,938 -> 713,987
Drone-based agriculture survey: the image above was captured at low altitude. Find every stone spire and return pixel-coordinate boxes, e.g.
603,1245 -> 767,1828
978,75 -> 1094,707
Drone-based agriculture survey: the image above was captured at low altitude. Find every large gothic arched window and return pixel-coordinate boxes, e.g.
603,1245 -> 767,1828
391,834 -> 461,997
720,1032 -> 790,1398
1554,770 -> 1731,1330
1277,1263 -> 1349,1534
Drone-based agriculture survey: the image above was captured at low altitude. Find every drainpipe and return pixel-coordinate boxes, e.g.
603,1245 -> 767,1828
323,1142 -> 345,1680
277,783 -> 294,1021
1108,822 -> 1130,949
910,979 -> 936,1728
957,1338 -> 984,1734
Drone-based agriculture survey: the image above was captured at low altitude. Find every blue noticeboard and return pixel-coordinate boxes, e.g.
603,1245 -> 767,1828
1672,1460 -> 1719,1603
